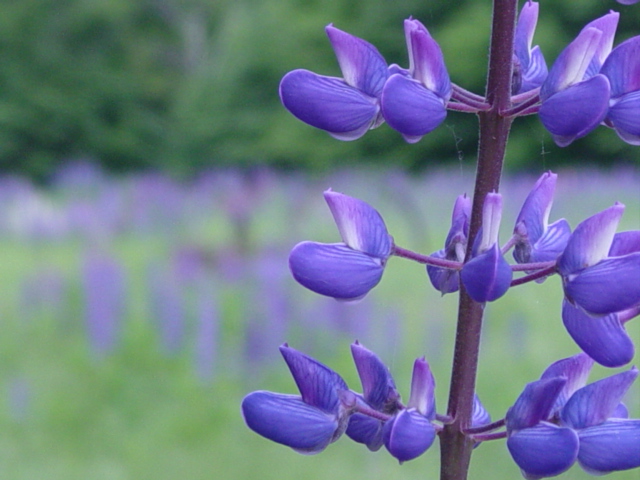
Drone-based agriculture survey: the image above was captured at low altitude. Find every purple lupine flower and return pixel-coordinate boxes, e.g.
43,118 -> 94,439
513,1 -> 548,94
557,203 -> 640,316
346,341 -> 402,451
383,357 -> 437,463
512,171 -> 570,264
599,35 -> 640,145
289,190 -> 392,300
380,18 -> 451,143
427,194 -> 471,294
561,229 -> 640,367
460,192 -> 513,302
507,354 -> 640,478
241,344 -> 351,454
539,11 -> 619,146
616,0 -> 640,4
279,25 -> 388,140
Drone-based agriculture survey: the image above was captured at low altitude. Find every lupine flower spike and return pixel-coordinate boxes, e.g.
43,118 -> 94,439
512,171 -> 570,265
279,25 -> 389,140
460,192 -> 513,302
381,18 -> 451,143
513,1 -> 548,94
289,190 -> 393,300
539,12 -> 619,146
241,344 -> 350,453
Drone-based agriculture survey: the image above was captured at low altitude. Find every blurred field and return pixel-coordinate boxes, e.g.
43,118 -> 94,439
0,163 -> 637,480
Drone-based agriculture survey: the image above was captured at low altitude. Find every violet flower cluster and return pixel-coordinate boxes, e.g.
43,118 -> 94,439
244,1 -> 639,478
280,2 -> 640,147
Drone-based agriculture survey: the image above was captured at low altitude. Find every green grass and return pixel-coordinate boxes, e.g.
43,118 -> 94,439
0,168 -> 637,480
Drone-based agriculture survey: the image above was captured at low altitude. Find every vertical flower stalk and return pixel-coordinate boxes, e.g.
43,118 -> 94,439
439,1 -> 518,479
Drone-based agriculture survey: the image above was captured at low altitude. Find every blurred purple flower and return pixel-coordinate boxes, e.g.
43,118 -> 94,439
513,1 -> 548,94
539,11 -> 619,146
381,18 -> 451,143
279,25 -> 388,140
599,35 -> 640,144
512,171 -> 570,264
194,281 -> 218,380
242,344 -> 351,454
460,193 -> 512,302
427,194 -> 471,294
289,190 -> 392,300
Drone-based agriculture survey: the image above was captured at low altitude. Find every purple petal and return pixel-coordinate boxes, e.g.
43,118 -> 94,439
539,74 -> 610,147
381,73 -> 447,142
325,25 -> 389,97
242,391 -> 339,453
600,36 -> 640,97
520,46 -> 548,93
383,409 -> 436,463
557,203 -> 624,276
514,171 -> 558,246
607,90 -> 640,145
540,352 -> 594,415
460,244 -> 513,303
610,231 -> 640,256
506,377 -> 567,431
472,393 -> 492,428
345,413 -> 384,451
279,344 -> 349,414
289,241 -> 384,300
541,27 -> 602,98
564,252 -> 640,315
562,300 -> 634,367
582,11 -> 619,73
407,357 -> 436,419
350,341 -> 400,410
323,190 -> 392,259
514,1 -> 539,69
507,423 -> 579,478
561,367 -> 638,429
445,193 -> 472,246
530,218 -> 571,263
478,192 -> 503,252
426,251 -> 460,295
404,19 -> 451,101
279,69 -> 379,140
578,419 -> 640,474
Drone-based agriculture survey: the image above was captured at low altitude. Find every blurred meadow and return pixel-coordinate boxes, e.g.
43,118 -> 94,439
0,163 -> 637,480
0,0 -> 638,479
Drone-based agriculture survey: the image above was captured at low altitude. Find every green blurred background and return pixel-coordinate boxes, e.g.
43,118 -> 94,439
0,0 -> 638,179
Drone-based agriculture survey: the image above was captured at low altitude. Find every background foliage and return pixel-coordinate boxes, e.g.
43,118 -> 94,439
0,0 -> 638,179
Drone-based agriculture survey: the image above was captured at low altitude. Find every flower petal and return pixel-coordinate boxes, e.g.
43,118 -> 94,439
610,231 -> 640,256
539,74 -> 610,147
562,300 -> 634,367
530,218 -> 571,263
323,190 -> 392,258
279,69 -> 379,140
279,344 -> 349,414
560,366 -> 638,429
506,377 -> 567,431
557,203 -> 624,276
289,241 -> 384,300
345,413 -> 385,451
564,252 -> 640,315
507,423 -> 579,479
242,391 -> 339,453
514,0 -> 539,70
514,171 -> 558,247
578,419 -> 640,474
381,73 -> 447,141
404,19 -> 451,101
383,409 -> 436,463
540,352 -> 593,415
325,25 -> 389,97
407,357 -> 436,419
600,36 -> 640,97
461,243 -> 513,303
426,251 -> 461,295
472,393 -> 492,428
607,90 -> 640,146
582,11 -> 619,74
520,46 -> 548,93
350,341 -> 400,410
